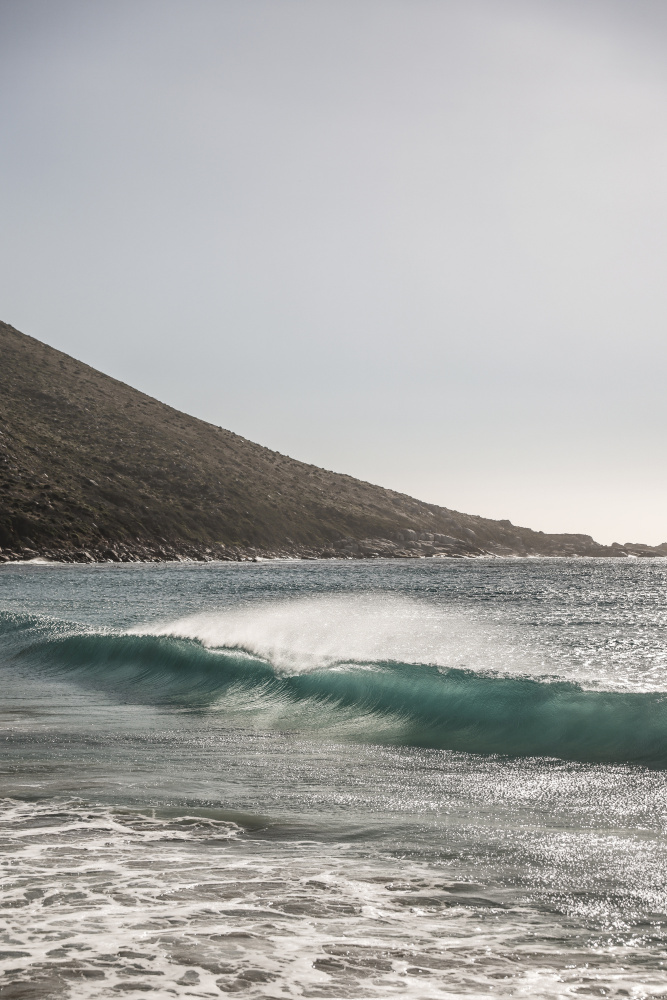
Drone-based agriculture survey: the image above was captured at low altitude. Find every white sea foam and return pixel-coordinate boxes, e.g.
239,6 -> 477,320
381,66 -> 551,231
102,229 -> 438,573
128,592 -> 667,692
2,797 -> 658,1000
130,594 -> 544,676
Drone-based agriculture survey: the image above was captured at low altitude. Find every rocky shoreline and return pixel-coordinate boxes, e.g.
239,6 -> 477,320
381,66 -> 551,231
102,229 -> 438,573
2,530 -> 665,564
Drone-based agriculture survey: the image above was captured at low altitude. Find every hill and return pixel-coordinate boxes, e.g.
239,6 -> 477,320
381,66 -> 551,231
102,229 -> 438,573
0,321 -> 664,562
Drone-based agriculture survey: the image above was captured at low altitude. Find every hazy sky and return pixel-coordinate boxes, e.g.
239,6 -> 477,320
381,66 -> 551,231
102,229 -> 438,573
2,0 -> 667,544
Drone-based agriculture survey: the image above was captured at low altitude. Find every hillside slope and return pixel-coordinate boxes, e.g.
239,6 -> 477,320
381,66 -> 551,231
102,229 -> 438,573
0,322 -> 663,562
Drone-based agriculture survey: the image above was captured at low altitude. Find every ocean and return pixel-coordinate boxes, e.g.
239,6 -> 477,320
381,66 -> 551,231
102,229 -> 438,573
1,557 -> 667,999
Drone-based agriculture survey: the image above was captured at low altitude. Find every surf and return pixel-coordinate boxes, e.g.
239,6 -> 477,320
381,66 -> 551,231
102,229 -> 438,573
6,612 -> 667,767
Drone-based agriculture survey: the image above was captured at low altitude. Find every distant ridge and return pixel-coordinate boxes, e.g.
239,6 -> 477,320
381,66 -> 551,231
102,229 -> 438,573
0,321 -> 664,563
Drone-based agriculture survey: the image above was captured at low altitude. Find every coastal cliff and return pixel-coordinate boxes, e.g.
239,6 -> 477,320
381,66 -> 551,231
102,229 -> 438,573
1,321 -> 664,563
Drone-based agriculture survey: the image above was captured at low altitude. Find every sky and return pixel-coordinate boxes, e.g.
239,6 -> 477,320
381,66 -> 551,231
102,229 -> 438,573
2,0 -> 667,545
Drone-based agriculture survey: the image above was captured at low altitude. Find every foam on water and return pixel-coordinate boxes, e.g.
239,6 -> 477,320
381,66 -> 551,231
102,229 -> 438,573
133,595 -> 534,676
132,591 -> 667,692
3,796 -> 666,999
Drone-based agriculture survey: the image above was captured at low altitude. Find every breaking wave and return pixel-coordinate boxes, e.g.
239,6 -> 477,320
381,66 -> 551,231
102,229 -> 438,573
3,612 -> 667,766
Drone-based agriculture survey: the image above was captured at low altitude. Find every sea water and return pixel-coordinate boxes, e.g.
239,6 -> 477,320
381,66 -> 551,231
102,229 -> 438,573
1,557 -> 667,998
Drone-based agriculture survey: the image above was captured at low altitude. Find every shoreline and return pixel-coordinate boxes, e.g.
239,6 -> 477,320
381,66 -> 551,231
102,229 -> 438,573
2,547 -> 665,565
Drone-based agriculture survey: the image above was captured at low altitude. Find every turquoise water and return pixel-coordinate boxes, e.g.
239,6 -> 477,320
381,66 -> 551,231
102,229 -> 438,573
1,558 -> 667,998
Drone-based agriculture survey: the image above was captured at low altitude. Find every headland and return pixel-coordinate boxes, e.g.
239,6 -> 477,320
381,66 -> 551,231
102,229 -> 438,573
1,321 -> 664,563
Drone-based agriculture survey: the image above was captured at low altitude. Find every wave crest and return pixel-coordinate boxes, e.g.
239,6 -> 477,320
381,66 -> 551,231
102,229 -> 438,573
8,616 -> 667,767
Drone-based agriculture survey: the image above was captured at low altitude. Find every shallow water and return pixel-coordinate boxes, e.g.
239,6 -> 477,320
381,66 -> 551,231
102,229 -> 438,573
1,558 -> 667,998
